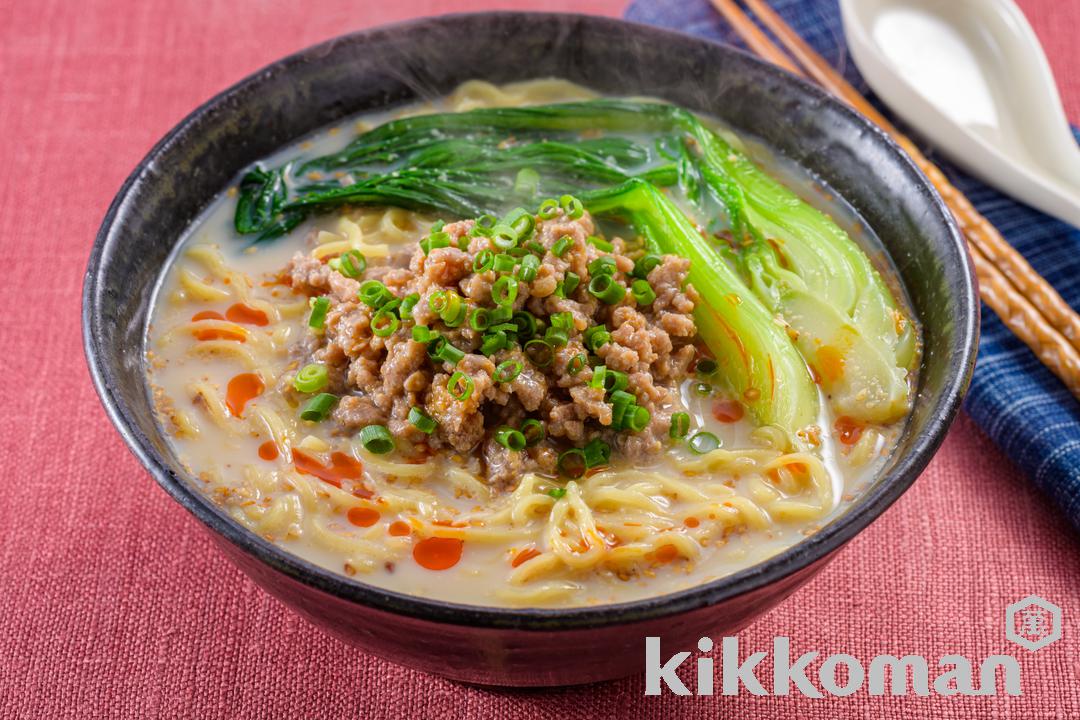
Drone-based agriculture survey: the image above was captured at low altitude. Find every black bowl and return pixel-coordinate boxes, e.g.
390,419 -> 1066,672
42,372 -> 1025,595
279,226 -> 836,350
83,12 -> 978,686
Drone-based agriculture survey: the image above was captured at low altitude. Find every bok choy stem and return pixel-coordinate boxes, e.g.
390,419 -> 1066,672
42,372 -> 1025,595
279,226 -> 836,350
584,180 -> 819,435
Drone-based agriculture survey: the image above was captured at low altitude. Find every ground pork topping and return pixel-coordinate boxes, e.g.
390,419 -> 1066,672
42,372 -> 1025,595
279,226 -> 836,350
285,205 -> 700,485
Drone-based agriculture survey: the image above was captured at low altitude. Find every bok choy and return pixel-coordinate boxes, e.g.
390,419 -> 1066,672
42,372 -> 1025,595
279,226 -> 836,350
234,99 -> 917,428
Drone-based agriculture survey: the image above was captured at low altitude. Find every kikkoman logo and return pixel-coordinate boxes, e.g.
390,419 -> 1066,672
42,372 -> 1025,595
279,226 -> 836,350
645,595 -> 1062,698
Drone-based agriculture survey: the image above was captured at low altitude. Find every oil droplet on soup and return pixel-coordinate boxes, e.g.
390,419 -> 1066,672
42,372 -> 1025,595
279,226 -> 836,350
225,373 -> 264,417
225,302 -> 269,326
413,537 -> 464,571
292,449 -> 363,489
347,507 -> 380,527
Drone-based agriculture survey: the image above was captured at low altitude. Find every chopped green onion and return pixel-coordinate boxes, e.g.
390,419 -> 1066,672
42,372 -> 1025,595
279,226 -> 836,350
371,309 -> 400,337
611,399 -> 631,429
473,249 -> 494,273
670,412 -> 690,439
493,426 -> 527,451
632,253 -> 663,279
548,487 -> 567,499
447,371 -> 474,401
503,207 -> 536,241
559,194 -> 584,219
432,291 -> 464,326
338,250 -> 366,278
525,241 -> 545,256
694,382 -> 713,397
587,235 -> 614,252
359,424 -> 395,454
293,364 -> 329,393
603,369 -> 629,394
431,220 -> 445,233
469,307 -> 492,331
688,431 -> 720,454
421,230 -> 451,255
494,359 -> 523,383
399,293 -> 420,320
588,274 -> 626,304
583,438 -> 611,468
308,296 -> 330,330
429,337 -> 465,366
491,224 -> 518,250
300,393 -> 337,422
408,406 -> 437,434
562,271 -> 580,296
631,279 -> 656,305
589,364 -> 607,390
609,389 -> 635,407
514,168 -> 540,196
359,280 -> 393,308
525,338 -> 554,367
539,198 -> 560,219
568,353 -> 587,375
550,312 -> 574,332
492,276 -> 519,306
625,405 -> 651,432
557,448 -> 587,478
520,419 -> 545,446
480,331 -> 508,356
516,254 -> 540,283
469,215 -> 496,237
489,322 -> 518,333
490,305 -> 513,323
544,327 -> 569,348
552,236 -> 573,257
493,253 -> 516,273
696,358 -> 718,376
412,325 -> 437,343
511,310 -> 537,338
583,325 -> 610,352
588,256 -> 617,277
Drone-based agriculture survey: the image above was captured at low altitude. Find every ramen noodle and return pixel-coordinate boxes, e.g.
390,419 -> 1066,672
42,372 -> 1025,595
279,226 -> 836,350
145,80 -> 917,607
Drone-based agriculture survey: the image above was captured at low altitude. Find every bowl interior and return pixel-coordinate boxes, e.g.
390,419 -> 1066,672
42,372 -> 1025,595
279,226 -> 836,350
84,12 -> 977,628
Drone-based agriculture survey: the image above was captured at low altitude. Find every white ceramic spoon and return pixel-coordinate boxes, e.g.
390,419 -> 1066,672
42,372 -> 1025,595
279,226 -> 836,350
840,0 -> 1080,228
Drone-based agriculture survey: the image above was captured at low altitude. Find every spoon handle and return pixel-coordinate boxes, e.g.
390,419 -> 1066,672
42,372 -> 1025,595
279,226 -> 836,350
713,0 -> 1080,400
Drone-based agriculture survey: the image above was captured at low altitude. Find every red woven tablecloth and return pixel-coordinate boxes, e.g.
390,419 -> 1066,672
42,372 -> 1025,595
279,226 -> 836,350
3,1 -> 1079,717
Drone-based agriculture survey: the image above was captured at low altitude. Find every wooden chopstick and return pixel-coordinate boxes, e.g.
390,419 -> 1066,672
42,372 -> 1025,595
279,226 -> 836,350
711,0 -> 1080,399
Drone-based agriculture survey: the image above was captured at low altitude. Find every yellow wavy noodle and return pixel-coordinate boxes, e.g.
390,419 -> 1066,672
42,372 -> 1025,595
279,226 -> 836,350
544,482 -> 607,570
251,407 -> 292,457
177,268 -> 231,302
188,381 -> 232,431
846,427 -> 883,469
186,340 -> 259,368
446,79 -> 597,111
145,80 -> 895,607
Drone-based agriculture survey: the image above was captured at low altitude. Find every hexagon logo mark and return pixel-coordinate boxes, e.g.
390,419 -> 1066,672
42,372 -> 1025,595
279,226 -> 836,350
1006,595 -> 1062,652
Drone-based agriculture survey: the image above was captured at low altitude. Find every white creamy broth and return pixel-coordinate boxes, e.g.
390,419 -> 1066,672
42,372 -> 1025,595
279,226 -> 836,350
145,80 -> 910,607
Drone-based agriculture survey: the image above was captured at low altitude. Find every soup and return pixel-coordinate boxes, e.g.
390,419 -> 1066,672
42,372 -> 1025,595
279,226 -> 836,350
145,79 -> 919,607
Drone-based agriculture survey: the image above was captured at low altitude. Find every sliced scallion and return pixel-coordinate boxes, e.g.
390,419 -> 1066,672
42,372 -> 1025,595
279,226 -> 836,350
447,371 -> 474,401
588,274 -> 626,304
300,393 -> 337,422
688,431 -> 721,454
494,359 -> 523,383
493,426 -> 527,451
308,296 -> 330,330
359,424 -> 394,454
293,364 -> 328,393
670,412 -> 690,439
408,406 -> 437,434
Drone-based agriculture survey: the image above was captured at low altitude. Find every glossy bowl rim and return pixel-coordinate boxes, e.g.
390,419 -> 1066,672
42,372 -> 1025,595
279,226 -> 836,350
82,11 -> 978,632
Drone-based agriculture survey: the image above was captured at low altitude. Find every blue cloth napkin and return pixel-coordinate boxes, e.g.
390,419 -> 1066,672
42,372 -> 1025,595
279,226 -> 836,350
626,0 -> 1080,529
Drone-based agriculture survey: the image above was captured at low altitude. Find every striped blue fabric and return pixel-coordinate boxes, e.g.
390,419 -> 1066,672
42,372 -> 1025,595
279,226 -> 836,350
626,0 -> 1080,529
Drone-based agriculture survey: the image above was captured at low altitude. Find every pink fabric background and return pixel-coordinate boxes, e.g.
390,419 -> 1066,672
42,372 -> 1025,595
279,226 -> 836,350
2,0 -> 1079,717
